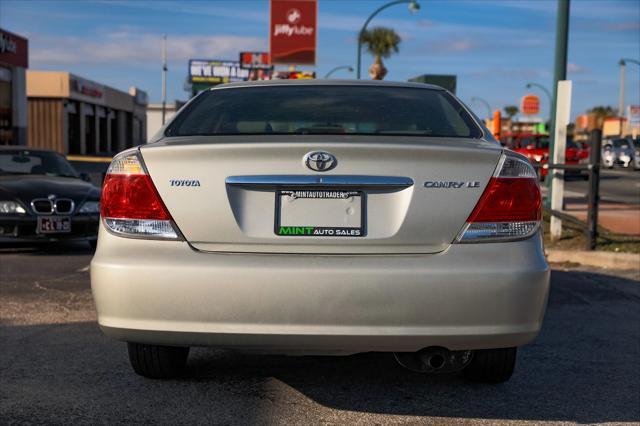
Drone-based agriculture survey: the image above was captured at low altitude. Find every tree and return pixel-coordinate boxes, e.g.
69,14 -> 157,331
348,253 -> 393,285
503,105 -> 519,120
359,26 -> 402,80
588,105 -> 617,120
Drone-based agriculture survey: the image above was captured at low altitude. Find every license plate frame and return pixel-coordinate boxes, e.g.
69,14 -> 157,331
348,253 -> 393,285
274,189 -> 366,237
37,216 -> 72,234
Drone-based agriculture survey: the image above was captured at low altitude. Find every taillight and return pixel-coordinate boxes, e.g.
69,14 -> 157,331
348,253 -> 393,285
455,151 -> 541,243
101,151 -> 180,239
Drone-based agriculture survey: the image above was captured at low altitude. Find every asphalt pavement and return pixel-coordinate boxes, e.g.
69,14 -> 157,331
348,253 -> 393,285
1,243 -> 639,425
563,169 -> 640,205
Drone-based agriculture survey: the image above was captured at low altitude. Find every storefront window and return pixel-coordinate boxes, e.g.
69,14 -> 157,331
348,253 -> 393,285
67,102 -> 81,154
85,104 -> 96,154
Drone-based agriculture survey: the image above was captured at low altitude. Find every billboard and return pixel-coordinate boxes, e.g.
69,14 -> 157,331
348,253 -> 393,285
270,0 -> 317,65
408,74 -> 457,94
189,59 -> 250,85
240,52 -> 271,69
521,94 -> 540,115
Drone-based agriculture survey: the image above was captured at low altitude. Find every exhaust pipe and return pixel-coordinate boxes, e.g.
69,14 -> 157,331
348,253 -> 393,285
394,346 -> 473,373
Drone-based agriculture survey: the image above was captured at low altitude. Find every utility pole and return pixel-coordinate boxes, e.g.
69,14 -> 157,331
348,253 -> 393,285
618,60 -> 625,121
545,0 -> 570,207
161,34 -> 167,125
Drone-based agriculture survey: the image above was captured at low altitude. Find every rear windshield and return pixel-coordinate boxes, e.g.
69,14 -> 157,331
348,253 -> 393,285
166,86 -> 482,138
0,150 -> 78,177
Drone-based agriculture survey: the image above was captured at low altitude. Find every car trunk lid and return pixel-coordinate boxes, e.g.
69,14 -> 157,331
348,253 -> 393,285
140,136 -> 501,254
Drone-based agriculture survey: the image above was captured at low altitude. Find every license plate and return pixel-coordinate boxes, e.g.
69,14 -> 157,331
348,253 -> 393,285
37,216 -> 71,234
275,190 -> 365,237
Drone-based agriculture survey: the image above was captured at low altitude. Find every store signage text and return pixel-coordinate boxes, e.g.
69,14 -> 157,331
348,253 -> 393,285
71,78 -> 104,99
0,33 -> 16,54
0,28 -> 28,68
270,0 -> 317,65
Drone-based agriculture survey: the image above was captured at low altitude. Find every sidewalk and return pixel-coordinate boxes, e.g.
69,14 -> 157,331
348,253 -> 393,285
563,200 -> 640,236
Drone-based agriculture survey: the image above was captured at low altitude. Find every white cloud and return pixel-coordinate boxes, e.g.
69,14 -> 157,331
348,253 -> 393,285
567,62 -> 590,74
30,31 -> 266,67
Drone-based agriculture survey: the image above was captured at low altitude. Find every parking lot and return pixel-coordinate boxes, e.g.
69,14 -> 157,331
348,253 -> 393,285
1,244 -> 638,425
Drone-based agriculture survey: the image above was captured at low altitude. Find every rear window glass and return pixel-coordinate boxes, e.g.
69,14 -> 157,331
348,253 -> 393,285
166,86 -> 482,138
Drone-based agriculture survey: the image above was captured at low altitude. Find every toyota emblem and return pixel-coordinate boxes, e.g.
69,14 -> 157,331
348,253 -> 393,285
304,151 -> 337,172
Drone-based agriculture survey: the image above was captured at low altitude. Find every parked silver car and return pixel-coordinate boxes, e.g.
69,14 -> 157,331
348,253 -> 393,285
91,80 -> 549,382
603,138 -> 634,168
633,138 -> 640,170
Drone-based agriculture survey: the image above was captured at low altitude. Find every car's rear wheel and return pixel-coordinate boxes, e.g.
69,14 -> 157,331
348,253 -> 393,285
462,347 -> 517,383
127,342 -> 189,379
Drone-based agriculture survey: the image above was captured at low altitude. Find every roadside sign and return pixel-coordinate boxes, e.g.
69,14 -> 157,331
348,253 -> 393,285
521,94 -> 540,115
240,52 -> 271,69
272,70 -> 315,79
628,105 -> 640,127
270,0 -> 317,65
408,74 -> 457,94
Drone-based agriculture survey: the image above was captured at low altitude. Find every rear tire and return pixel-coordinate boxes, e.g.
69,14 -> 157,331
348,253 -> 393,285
127,342 -> 189,379
463,347 -> 517,383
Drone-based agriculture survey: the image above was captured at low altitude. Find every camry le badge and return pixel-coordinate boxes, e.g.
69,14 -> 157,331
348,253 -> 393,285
304,151 -> 337,172
424,181 -> 480,189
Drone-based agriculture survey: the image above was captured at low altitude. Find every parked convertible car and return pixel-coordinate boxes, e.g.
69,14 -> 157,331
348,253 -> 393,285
91,80 -> 550,382
510,133 -> 589,180
0,148 -> 100,247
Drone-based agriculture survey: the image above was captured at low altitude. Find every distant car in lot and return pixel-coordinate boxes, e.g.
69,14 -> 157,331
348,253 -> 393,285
602,138 -> 634,169
0,148 -> 100,247
509,133 -> 589,180
91,80 -> 549,382
631,138 -> 640,170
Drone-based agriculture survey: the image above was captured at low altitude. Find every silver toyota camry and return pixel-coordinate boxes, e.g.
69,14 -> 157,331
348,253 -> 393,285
91,80 -> 549,382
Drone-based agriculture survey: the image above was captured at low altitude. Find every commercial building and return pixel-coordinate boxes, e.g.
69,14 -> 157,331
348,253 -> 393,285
146,103 -> 180,139
0,28 -> 28,146
27,71 -> 148,156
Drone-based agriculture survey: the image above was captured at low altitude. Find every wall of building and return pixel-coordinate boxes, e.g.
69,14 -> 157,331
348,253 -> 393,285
26,71 -> 70,98
27,71 -> 148,155
27,98 -> 65,152
146,103 -> 177,140
0,28 -> 28,146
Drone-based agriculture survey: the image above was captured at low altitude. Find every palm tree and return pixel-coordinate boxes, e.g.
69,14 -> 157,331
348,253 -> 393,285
503,105 -> 519,120
359,26 -> 402,80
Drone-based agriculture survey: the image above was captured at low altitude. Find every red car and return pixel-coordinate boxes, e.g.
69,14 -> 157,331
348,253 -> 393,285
507,134 -> 589,180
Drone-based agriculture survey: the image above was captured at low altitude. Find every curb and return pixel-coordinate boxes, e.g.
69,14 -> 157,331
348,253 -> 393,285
546,249 -> 640,270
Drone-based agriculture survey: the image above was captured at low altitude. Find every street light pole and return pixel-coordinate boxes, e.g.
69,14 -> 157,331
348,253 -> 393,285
324,66 -> 354,79
525,83 -> 552,106
470,96 -> 491,119
618,58 -> 640,118
546,0 -> 570,208
619,60 -> 626,119
356,0 -> 420,80
526,83 -> 553,125
161,34 -> 168,125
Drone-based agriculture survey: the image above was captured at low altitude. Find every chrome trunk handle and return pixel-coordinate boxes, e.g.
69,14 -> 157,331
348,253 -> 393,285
225,175 -> 414,190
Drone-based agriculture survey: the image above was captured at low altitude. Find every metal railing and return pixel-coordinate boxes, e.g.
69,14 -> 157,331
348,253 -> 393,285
540,129 -> 637,250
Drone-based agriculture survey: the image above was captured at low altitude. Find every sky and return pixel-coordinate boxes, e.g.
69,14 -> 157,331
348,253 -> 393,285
1,0 -> 639,120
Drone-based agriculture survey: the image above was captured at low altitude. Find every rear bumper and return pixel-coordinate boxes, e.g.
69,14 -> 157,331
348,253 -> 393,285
91,228 -> 550,354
